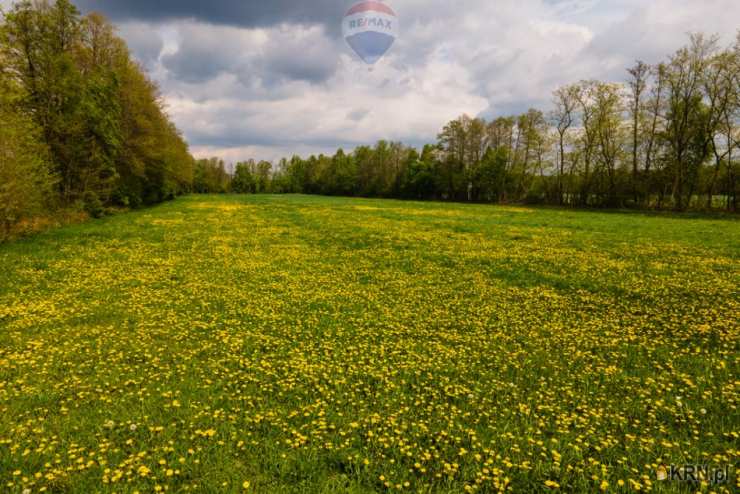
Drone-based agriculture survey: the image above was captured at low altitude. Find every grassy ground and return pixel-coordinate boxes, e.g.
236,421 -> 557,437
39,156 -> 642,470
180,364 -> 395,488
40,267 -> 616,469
0,194 -> 738,494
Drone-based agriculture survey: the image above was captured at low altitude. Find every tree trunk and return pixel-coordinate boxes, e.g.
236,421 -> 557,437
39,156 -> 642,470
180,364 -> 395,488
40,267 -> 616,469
558,136 -> 565,205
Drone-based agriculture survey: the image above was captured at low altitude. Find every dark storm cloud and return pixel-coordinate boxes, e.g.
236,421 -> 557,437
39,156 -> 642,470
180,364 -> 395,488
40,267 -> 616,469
159,24 -> 241,84
78,1 -> 347,85
75,0 -> 347,30
159,22 -> 340,85
260,28 -> 340,84
117,23 -> 164,67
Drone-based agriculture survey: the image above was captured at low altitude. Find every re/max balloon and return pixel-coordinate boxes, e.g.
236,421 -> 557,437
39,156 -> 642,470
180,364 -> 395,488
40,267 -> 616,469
342,1 -> 398,64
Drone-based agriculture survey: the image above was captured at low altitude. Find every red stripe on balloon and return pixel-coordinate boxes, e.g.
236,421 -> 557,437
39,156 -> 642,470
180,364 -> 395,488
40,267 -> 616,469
346,1 -> 396,17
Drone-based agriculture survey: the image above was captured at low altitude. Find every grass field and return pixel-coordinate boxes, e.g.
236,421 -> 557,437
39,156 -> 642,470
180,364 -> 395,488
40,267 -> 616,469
0,194 -> 738,494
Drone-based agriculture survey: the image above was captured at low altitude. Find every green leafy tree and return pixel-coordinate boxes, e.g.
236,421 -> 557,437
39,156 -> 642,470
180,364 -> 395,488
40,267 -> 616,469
1,2 -> 193,216
232,161 -> 256,193
0,89 -> 56,237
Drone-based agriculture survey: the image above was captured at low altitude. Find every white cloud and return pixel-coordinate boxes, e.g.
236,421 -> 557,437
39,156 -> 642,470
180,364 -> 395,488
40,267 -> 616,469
167,52 -> 488,154
61,1 -> 740,161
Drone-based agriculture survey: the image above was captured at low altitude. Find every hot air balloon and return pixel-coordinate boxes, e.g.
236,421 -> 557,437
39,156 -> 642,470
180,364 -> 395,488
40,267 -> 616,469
342,1 -> 398,64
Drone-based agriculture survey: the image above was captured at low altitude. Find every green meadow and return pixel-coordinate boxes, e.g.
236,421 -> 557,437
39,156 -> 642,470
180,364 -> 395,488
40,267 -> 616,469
0,195 -> 738,493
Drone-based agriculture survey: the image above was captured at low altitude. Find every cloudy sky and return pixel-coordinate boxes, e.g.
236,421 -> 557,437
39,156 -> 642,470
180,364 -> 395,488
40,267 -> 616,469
4,1 -> 739,162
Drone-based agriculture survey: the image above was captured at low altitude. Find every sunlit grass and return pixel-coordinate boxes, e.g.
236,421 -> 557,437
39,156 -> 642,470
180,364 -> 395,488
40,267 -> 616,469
0,194 -> 737,493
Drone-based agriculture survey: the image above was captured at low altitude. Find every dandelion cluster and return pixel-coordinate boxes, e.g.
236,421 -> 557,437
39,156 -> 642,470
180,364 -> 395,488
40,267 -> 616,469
0,195 -> 737,493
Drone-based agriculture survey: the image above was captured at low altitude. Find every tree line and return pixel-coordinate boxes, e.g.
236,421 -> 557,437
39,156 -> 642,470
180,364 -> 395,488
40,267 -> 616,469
0,0 -> 194,237
198,33 -> 739,212
2,2 -> 737,242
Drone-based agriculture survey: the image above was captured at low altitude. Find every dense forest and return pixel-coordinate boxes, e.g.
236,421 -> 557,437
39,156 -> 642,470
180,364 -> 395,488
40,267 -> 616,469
0,0 -> 193,237
1,1 -> 738,241
199,33 -> 740,212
